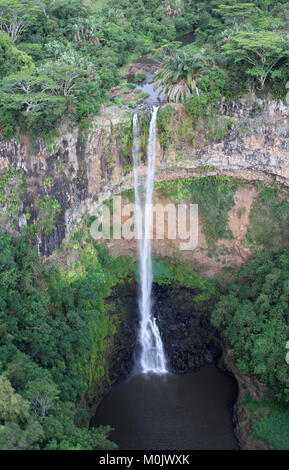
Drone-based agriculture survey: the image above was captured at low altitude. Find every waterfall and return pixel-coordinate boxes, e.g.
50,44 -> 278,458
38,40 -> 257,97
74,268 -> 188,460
132,107 -> 167,375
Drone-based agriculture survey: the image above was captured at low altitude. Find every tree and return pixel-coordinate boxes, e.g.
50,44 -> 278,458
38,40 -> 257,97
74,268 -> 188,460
41,62 -> 93,97
34,0 -> 62,19
0,376 -> 30,424
213,2 -> 282,30
1,70 -> 59,111
0,376 -> 44,449
213,3 -> 263,26
4,71 -> 44,94
26,379 -> 59,419
0,421 -> 44,450
0,30 -> 34,78
153,48 -> 211,102
0,69 -> 65,134
71,15 -> 103,48
0,0 -> 41,43
44,40 -> 98,75
42,402 -> 117,450
222,31 -> 289,89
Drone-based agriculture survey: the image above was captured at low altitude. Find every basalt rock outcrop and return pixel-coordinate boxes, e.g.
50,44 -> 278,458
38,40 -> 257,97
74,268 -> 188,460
154,285 -> 221,373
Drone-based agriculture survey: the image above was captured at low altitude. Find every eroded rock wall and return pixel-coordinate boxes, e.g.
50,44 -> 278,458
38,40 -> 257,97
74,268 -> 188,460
0,97 -> 288,259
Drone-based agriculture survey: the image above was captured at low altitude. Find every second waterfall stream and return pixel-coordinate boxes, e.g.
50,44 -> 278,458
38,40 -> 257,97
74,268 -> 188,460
132,106 -> 167,375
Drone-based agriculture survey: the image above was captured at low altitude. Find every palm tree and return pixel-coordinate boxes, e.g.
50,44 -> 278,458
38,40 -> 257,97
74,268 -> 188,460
153,48 -> 210,102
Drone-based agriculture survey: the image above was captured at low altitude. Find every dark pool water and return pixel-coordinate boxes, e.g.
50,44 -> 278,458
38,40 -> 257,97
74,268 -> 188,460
91,365 -> 238,450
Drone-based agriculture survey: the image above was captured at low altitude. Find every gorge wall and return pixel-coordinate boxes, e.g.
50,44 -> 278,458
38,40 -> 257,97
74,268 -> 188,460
0,96 -> 288,272
1,96 -> 287,450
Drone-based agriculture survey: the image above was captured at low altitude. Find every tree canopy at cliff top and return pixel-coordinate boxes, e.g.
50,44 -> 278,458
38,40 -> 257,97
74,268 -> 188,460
0,0 -> 288,138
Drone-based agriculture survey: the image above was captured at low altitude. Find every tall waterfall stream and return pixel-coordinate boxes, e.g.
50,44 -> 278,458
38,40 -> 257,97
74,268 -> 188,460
133,108 -> 167,374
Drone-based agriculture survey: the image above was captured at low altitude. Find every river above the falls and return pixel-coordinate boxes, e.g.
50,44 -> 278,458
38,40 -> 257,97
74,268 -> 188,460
127,30 -> 196,108
90,365 -> 238,450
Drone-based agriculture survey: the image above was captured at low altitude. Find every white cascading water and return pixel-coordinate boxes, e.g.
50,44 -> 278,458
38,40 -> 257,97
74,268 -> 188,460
132,107 -> 167,374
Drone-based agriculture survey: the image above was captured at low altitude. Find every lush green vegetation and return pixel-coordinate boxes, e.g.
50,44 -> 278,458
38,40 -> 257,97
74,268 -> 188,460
244,397 -> 289,450
153,47 -> 211,101
245,187 -> 289,252
157,178 -> 289,256
152,256 -> 219,307
0,230 -> 133,449
157,177 -> 237,250
212,249 -> 289,401
212,249 -> 289,448
1,1 -> 288,138
0,168 -> 26,219
0,0 -> 194,139
156,1 -> 289,106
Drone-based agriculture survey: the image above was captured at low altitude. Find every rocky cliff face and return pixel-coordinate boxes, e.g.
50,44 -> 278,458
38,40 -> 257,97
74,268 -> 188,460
154,285 -> 220,372
0,97 -> 288,259
219,349 -> 270,450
